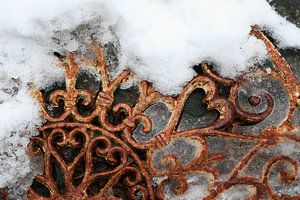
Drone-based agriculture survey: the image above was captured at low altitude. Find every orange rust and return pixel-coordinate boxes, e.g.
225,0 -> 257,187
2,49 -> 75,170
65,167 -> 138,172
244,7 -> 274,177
0,26 -> 297,199
250,26 -> 300,128
0,188 -> 8,200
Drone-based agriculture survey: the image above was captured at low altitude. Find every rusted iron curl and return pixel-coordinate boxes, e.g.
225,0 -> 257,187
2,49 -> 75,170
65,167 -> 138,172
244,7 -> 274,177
14,26 -> 300,199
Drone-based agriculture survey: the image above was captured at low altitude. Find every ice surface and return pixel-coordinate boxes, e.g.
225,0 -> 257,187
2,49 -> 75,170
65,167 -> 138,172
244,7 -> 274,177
133,102 -> 172,142
243,139 -> 300,196
216,186 -> 256,200
233,76 -> 290,134
163,172 -> 211,200
151,137 -> 202,173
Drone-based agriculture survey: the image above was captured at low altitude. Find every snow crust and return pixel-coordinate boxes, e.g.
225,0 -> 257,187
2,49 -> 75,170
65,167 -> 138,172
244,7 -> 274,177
0,0 -> 300,198
100,0 -> 300,94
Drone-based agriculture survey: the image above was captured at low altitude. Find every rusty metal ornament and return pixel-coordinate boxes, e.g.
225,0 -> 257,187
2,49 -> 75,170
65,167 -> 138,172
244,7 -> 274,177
0,26 -> 294,200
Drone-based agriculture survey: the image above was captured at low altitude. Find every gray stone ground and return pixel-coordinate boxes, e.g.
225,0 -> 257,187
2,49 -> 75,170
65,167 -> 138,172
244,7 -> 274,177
271,0 -> 300,81
270,0 -> 300,27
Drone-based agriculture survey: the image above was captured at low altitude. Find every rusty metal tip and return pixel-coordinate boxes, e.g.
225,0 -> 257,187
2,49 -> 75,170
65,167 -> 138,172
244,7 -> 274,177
11,27 -> 299,200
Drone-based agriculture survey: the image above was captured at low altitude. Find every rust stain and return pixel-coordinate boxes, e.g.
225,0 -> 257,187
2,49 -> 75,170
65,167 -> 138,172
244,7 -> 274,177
1,26 -> 299,200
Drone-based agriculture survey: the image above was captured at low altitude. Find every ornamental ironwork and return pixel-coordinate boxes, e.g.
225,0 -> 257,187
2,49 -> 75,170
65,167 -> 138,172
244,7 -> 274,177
1,26 -> 300,200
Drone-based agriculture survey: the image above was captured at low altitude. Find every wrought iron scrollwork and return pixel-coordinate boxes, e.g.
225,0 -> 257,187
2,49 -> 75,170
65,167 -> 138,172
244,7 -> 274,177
18,26 -> 300,199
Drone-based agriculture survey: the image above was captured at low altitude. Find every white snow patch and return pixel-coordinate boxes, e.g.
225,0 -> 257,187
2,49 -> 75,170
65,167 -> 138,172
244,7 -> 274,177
100,0 -> 300,94
0,87 -> 41,139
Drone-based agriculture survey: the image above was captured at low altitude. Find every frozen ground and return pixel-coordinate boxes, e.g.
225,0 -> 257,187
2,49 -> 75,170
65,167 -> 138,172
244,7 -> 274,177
0,0 -> 300,198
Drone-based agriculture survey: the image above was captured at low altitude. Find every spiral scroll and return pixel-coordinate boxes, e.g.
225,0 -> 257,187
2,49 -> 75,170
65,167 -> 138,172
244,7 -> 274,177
15,26 -> 299,200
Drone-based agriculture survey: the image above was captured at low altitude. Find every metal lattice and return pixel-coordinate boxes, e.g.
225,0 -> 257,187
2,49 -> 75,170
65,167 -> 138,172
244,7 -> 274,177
1,26 -> 299,200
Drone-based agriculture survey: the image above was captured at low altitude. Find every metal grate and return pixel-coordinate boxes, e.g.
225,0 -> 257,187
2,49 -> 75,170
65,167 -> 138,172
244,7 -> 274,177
1,26 -> 300,200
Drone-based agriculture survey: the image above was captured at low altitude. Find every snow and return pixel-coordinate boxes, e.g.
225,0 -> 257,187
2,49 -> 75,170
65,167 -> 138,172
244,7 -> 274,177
0,0 -> 103,197
0,0 -> 300,198
163,173 -> 212,200
100,0 -> 300,94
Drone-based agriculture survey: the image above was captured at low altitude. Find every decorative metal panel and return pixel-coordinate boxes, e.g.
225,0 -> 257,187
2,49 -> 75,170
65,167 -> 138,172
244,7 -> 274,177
1,26 -> 300,200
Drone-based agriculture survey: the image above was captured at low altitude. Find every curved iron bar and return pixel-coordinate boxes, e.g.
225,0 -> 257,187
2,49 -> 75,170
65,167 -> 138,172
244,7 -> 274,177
1,26 -> 299,200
